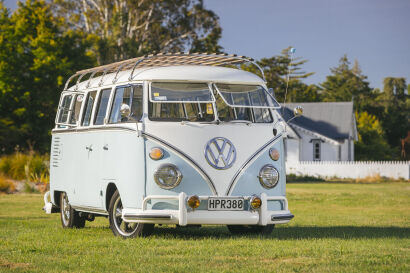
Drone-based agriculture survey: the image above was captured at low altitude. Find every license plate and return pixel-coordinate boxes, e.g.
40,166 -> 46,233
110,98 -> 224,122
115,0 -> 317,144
208,197 -> 244,211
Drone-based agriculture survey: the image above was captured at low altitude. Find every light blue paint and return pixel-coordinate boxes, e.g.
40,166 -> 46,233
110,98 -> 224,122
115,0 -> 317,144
144,139 -> 214,198
230,138 -> 285,200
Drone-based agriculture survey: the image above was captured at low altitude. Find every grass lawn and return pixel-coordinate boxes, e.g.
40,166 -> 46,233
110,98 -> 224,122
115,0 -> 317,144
0,183 -> 409,272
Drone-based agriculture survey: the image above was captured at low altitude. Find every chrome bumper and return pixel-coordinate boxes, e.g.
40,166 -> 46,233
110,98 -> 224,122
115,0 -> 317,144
122,193 -> 293,226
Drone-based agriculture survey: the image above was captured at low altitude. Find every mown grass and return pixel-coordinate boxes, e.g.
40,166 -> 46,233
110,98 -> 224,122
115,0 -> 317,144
0,183 -> 409,272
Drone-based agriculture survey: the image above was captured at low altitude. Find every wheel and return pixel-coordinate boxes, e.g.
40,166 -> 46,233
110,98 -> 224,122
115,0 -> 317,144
60,192 -> 85,228
227,224 -> 274,235
108,190 -> 154,238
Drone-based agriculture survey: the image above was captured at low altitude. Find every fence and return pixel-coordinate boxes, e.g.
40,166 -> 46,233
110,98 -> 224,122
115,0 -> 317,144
286,161 -> 410,180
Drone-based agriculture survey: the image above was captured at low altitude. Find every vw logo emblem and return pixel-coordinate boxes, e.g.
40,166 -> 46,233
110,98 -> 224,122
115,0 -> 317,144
204,137 -> 236,170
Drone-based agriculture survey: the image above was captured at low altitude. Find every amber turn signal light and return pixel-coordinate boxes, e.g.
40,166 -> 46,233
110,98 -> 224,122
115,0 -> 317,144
269,148 -> 280,161
250,195 -> 262,209
149,147 -> 164,160
187,195 -> 200,209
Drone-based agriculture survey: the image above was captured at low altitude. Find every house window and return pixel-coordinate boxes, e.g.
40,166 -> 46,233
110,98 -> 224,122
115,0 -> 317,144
312,140 -> 321,161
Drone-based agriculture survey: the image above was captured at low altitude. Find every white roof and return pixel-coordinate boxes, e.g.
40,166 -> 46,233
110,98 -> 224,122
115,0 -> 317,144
68,65 -> 265,91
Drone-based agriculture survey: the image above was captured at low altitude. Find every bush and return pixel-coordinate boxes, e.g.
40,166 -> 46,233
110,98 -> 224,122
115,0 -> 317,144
0,174 -> 16,193
0,152 -> 49,183
287,174 -> 325,183
9,153 -> 30,180
0,156 -> 12,175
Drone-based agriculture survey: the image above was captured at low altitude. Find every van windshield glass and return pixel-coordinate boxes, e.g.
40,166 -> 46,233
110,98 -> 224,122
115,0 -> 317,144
148,93 -> 273,123
214,84 -> 280,108
148,102 -> 215,122
215,93 -> 273,123
150,82 -> 213,102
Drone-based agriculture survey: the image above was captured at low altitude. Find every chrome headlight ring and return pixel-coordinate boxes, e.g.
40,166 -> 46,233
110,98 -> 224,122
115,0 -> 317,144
258,164 -> 279,189
153,163 -> 183,189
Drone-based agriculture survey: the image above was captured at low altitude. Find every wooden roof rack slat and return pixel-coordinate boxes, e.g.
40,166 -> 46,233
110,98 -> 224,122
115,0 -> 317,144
65,52 -> 265,90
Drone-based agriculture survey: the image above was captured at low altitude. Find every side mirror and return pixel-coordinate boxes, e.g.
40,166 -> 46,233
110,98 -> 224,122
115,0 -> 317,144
293,106 -> 303,117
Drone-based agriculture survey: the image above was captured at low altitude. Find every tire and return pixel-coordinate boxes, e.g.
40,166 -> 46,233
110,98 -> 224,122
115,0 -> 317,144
227,224 -> 274,235
60,192 -> 86,228
108,190 -> 154,238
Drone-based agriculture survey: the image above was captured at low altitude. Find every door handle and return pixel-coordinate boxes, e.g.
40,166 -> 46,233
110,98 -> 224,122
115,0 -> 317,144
86,145 -> 93,152
103,144 -> 108,150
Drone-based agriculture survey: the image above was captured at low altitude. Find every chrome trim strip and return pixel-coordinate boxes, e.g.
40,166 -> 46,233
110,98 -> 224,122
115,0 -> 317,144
225,134 -> 282,195
271,213 -> 294,221
71,205 -> 108,215
142,132 -> 218,195
52,126 -> 138,134
123,214 -> 172,220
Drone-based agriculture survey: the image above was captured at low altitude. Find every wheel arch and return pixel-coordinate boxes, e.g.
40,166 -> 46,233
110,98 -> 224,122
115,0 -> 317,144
53,190 -> 63,208
105,183 -> 118,212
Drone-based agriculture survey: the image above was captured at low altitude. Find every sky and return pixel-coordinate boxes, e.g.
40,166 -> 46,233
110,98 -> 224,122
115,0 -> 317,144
204,0 -> 410,89
4,0 -> 410,89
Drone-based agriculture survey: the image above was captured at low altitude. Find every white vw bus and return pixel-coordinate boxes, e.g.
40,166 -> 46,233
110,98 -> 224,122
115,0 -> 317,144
43,53 -> 296,238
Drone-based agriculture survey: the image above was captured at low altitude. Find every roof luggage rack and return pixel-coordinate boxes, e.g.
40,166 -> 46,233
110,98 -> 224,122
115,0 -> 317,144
64,52 -> 265,91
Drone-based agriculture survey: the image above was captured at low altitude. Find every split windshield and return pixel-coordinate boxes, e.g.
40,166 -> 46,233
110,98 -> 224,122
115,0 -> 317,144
214,83 -> 280,108
148,82 -> 274,123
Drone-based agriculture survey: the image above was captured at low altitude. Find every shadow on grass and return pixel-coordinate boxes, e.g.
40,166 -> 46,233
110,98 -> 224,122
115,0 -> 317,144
151,225 -> 410,240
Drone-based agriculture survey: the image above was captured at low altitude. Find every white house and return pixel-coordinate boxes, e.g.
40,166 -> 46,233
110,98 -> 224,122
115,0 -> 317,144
282,102 -> 358,162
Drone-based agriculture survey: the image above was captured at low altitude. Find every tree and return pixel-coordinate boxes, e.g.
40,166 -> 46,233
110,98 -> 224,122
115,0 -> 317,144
355,112 -> 393,160
376,77 -> 410,159
51,0 -> 222,64
0,0 -> 95,153
320,55 -> 373,112
243,47 -> 318,103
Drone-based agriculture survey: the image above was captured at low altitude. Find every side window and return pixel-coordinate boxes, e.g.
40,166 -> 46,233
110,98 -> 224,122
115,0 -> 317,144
82,91 -> 97,126
57,94 -> 73,124
69,94 -> 84,125
94,89 -> 112,125
109,85 -> 143,123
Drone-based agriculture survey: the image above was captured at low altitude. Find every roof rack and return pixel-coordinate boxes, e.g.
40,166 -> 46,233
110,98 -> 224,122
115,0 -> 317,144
64,52 -> 265,91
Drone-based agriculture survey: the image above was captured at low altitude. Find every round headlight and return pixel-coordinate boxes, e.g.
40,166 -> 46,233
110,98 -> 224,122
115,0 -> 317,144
258,164 -> 279,189
154,164 -> 182,189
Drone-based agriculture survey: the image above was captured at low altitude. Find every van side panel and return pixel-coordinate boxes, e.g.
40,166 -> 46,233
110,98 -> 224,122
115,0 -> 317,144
50,132 -> 84,206
101,129 -> 145,210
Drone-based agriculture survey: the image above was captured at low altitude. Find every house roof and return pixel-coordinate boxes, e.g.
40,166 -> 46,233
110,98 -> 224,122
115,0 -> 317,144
282,102 -> 356,141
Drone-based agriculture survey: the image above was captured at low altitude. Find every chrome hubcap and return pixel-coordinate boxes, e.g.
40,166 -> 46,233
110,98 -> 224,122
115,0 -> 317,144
62,194 -> 70,225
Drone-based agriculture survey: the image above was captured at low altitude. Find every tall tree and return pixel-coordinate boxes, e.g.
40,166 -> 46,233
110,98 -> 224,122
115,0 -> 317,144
376,77 -> 410,159
0,0 -> 95,153
244,47 -> 318,103
320,55 -> 373,112
51,0 -> 222,64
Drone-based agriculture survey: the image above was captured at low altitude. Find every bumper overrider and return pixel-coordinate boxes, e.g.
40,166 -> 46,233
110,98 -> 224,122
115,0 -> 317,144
122,193 -> 294,226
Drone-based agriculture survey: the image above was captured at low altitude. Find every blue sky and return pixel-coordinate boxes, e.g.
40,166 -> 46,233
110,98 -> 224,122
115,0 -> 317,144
205,0 -> 410,89
4,0 -> 410,89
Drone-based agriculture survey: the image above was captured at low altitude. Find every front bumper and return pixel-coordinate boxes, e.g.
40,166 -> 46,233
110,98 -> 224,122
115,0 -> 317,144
122,193 -> 293,226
